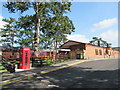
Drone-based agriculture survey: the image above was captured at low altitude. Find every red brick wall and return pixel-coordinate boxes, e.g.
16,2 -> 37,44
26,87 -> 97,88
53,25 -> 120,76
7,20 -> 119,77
85,44 -> 106,59
85,44 -> 120,59
112,50 -> 120,58
61,43 -> 120,59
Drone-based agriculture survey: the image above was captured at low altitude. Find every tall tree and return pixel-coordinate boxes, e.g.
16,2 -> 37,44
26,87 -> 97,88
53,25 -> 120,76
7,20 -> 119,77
89,37 -> 111,47
40,15 -> 75,62
0,18 -> 19,48
3,2 -> 75,57
42,15 -> 75,49
17,15 -> 35,47
89,37 -> 102,46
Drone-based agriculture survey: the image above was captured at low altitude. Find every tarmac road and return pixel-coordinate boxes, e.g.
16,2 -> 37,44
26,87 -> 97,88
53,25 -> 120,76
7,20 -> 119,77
2,58 -> 119,88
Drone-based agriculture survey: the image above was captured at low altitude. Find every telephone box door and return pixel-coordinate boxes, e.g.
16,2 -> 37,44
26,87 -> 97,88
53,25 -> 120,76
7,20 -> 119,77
19,47 -> 30,69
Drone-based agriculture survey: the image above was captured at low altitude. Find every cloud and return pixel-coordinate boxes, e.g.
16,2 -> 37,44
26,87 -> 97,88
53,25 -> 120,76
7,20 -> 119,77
100,30 -> 118,47
91,18 -> 117,32
0,16 -> 7,29
67,34 -> 90,43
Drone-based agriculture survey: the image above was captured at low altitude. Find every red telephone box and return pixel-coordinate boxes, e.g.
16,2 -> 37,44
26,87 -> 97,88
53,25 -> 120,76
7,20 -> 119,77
19,47 -> 30,69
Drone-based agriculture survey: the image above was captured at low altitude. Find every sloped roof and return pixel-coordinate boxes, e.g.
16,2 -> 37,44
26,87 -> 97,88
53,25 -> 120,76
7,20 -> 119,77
112,47 -> 120,51
60,40 -> 85,49
59,40 -> 110,49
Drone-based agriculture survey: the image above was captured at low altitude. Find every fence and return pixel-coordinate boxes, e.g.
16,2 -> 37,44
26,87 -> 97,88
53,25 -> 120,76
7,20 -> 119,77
31,54 -> 70,67
0,57 -> 16,73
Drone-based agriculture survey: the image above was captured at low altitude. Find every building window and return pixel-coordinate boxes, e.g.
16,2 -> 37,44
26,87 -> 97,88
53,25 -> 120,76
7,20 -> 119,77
46,52 -> 50,56
99,50 -> 102,55
95,49 -> 98,55
40,52 -> 44,56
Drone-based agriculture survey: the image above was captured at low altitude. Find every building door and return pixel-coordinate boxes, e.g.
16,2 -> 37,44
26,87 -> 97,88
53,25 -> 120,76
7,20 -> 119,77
76,54 -> 80,59
76,53 -> 84,59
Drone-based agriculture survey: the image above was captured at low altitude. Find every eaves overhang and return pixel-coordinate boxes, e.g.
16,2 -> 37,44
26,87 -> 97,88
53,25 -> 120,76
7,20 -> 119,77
60,40 -> 86,49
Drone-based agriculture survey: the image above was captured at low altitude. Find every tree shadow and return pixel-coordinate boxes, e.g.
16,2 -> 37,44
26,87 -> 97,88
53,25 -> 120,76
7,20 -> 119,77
39,67 -> 119,88
2,60 -> 119,89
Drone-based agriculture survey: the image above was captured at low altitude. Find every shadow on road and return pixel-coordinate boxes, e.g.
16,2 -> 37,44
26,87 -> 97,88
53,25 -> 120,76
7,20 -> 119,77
40,67 -> 119,88
2,59 -> 119,89
3,67 -> 119,89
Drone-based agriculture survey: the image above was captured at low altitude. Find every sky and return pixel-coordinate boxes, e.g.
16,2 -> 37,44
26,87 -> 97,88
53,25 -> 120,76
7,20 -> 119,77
0,2 -> 118,47
66,2 -> 118,47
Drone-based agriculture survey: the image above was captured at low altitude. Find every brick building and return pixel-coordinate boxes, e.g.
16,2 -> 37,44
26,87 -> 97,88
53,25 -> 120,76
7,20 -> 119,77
59,40 -> 119,59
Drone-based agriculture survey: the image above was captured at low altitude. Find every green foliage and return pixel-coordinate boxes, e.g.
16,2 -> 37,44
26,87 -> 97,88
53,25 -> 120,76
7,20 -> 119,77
89,37 -> 112,47
3,2 -> 31,13
0,17 -> 19,47
41,15 -> 75,49
17,15 -> 35,46
3,2 -> 75,50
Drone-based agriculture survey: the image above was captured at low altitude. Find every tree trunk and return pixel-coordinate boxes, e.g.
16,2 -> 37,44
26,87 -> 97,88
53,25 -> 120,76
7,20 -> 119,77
53,39 -> 57,63
34,2 -> 40,57
107,43 -> 109,48
98,40 -> 100,46
11,33 -> 14,48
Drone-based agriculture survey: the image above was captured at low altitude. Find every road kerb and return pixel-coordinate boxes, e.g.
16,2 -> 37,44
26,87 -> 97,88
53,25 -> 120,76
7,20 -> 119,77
0,75 -> 33,86
0,58 -> 111,86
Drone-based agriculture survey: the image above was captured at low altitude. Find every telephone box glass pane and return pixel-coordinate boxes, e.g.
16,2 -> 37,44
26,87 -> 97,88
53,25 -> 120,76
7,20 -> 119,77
25,51 -> 28,65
